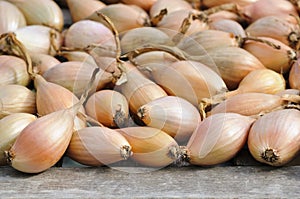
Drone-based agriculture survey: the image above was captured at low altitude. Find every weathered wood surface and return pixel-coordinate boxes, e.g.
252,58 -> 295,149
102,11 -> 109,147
0,165 -> 299,198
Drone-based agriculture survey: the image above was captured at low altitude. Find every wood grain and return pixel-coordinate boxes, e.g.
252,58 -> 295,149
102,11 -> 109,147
0,165 -> 299,198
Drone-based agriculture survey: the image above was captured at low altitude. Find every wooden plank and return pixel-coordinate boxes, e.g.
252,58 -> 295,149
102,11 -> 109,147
0,165 -> 299,198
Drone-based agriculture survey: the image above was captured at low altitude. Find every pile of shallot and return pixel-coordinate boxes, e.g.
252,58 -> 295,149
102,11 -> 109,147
0,0 -> 299,174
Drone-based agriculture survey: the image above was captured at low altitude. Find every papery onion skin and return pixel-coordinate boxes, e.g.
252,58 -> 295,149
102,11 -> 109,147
209,93 -> 284,116
115,62 -> 168,113
209,19 -> 246,37
145,60 -> 227,106
177,29 -> 239,54
0,113 -> 37,166
248,109 -> 300,166
241,0 -> 298,24
0,55 -> 30,86
245,16 -> 298,47
120,27 -> 172,54
187,113 -> 255,166
64,20 -> 115,49
35,74 -> 86,131
14,25 -> 62,56
137,96 -> 201,143
7,0 -> 64,31
43,61 -> 113,97
6,109 -> 75,173
134,51 -> 179,80
87,3 -> 150,34
66,0 -> 106,22
67,127 -> 132,166
233,69 -> 286,96
31,53 -> 60,75
157,9 -> 209,38
242,37 -> 296,73
0,1 -> 26,35
85,90 -> 129,128
190,46 -> 266,90
0,85 -> 36,119
117,127 -> 180,167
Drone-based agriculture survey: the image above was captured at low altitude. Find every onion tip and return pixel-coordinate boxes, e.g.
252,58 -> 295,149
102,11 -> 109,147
120,145 -> 132,160
261,148 -> 279,163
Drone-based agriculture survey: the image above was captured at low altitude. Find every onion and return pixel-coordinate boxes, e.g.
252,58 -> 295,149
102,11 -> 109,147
0,1 -> 26,35
248,109 -> 300,166
66,0 -> 106,22
133,51 -> 179,80
0,85 -> 36,119
137,96 -> 201,143
245,16 -> 300,48
14,25 -> 62,56
177,29 -> 239,53
242,36 -> 297,73
7,0 -> 64,31
208,11 -> 242,23
31,53 -> 60,75
117,127 -> 180,167
194,46 -> 265,89
114,62 -> 168,113
67,127 -> 132,166
185,113 -> 255,166
209,19 -> 246,37
58,51 -> 97,67
85,90 -> 129,128
0,113 -> 37,166
87,3 -> 150,34
138,60 -> 227,107
241,0 -> 298,24
43,61 -> 113,97
203,68 -> 286,108
34,74 -> 86,131
156,9 -> 209,38
64,20 -> 115,49
0,55 -> 30,86
120,27 -> 172,54
209,92 -> 297,116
